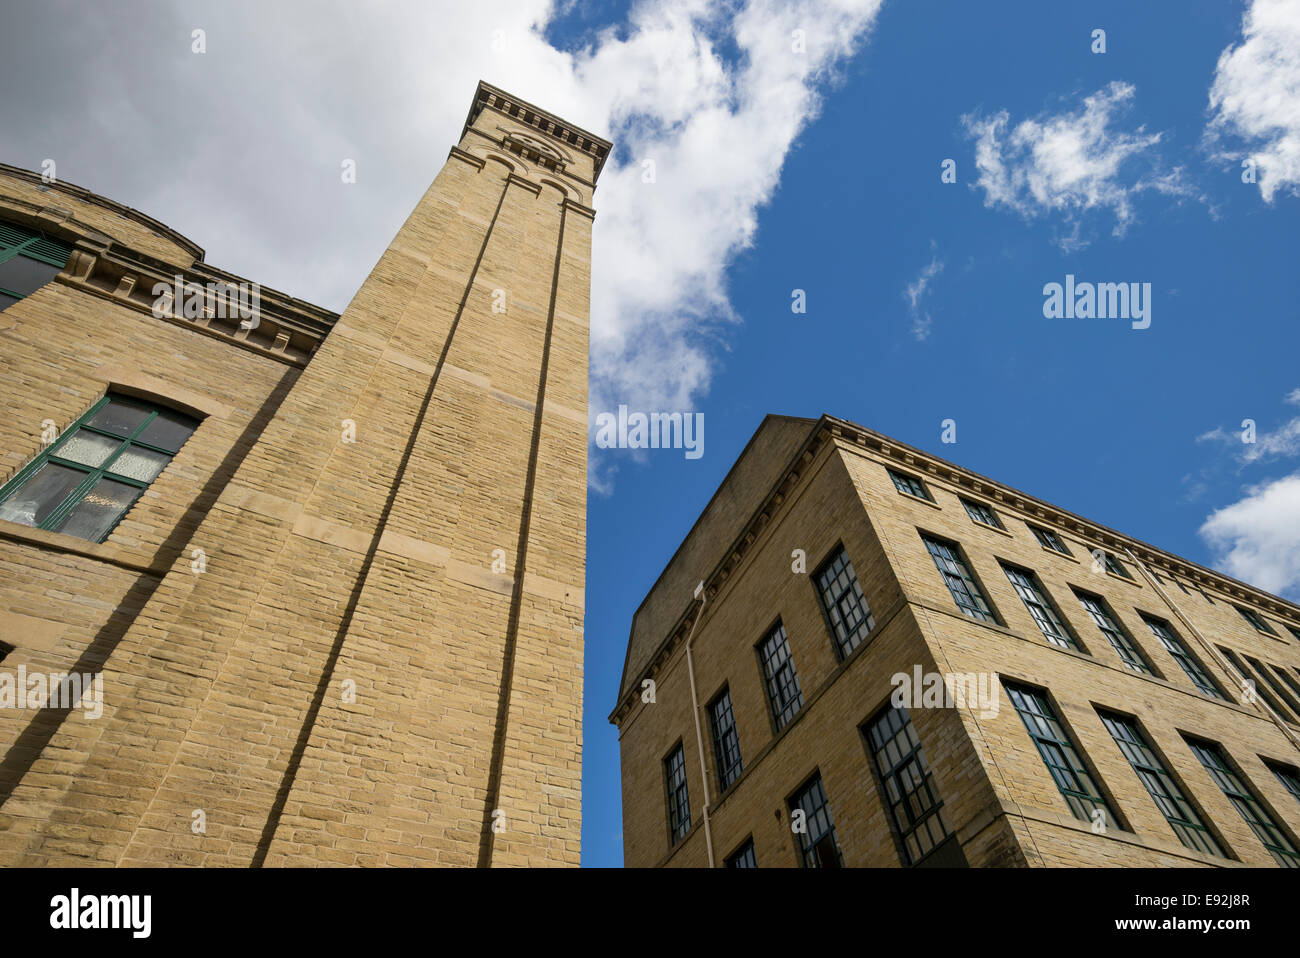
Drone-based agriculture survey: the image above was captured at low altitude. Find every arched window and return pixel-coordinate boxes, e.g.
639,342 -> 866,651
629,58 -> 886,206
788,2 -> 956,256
0,393 -> 200,542
0,220 -> 73,312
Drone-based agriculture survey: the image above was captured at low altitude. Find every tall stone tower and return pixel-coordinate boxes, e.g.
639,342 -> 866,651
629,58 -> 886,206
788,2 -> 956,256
0,82 -> 608,866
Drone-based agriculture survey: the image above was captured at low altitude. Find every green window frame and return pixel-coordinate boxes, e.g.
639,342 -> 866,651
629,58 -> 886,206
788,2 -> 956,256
1141,614 -> 1224,699
865,704 -> 954,864
0,393 -> 199,543
1074,590 -> 1153,674
1029,524 -> 1071,556
813,545 -> 875,660
1098,711 -> 1223,857
1184,739 -> 1299,868
788,772 -> 842,868
1097,551 -> 1132,579
1265,761 -> 1300,806
961,497 -> 1003,530
1218,646 -> 1295,722
664,742 -> 690,846
888,469 -> 933,502
0,220 -> 73,311
922,534 -> 999,624
1235,605 -> 1277,636
707,686 -> 743,792
1001,563 -> 1079,650
1004,683 -> 1116,827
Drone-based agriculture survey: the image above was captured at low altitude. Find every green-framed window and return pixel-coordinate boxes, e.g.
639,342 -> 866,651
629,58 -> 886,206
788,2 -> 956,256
1074,590 -> 1153,674
961,497 -> 1003,530
0,393 -> 199,543
789,772 -> 842,868
664,742 -> 690,846
1265,761 -> 1300,806
1001,563 -> 1079,650
0,220 -> 73,311
922,534 -> 999,624
813,545 -> 875,659
1235,605 -> 1277,636
1217,646 -> 1295,723
1005,683 -> 1116,827
1029,524 -> 1071,556
1096,550 -> 1132,579
888,469 -> 933,502
725,837 -> 757,868
757,621 -> 804,731
1098,711 -> 1223,857
864,704 -> 954,864
1141,614 -> 1225,698
707,686 -> 743,791
1184,738 -> 1299,868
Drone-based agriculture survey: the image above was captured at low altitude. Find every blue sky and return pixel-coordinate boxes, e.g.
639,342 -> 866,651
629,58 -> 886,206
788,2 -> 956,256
575,0 -> 1300,866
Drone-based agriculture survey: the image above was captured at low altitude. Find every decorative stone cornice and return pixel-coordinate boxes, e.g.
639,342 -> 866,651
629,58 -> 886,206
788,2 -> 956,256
463,81 -> 612,182
56,239 -> 337,367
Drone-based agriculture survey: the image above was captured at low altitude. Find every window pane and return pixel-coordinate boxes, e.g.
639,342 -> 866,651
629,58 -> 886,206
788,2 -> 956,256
0,291 -> 20,312
105,445 -> 169,483
0,461 -> 87,527
137,407 -> 199,452
51,476 -> 140,541
0,255 -> 60,297
56,429 -> 122,468
85,396 -> 153,437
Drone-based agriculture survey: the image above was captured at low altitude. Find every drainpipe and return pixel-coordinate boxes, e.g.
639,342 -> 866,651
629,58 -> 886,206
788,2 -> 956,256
684,580 -> 716,868
1124,547 -> 1300,755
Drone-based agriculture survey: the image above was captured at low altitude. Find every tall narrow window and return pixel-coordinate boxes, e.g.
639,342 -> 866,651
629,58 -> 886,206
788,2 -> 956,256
1004,683 -> 1115,826
814,546 -> 875,659
1098,712 -> 1223,857
1001,564 -> 1079,650
1096,551 -> 1132,579
1244,655 -> 1300,718
725,838 -> 757,868
664,743 -> 690,845
1235,605 -> 1277,636
0,220 -> 72,312
707,686 -> 743,791
1218,647 -> 1295,722
865,704 -> 954,864
789,772 -> 842,868
1074,590 -> 1153,673
0,393 -> 199,543
1029,524 -> 1071,556
1184,739 -> 1299,868
922,535 -> 998,623
1265,761 -> 1300,806
961,497 -> 1003,530
1141,615 -> 1224,699
888,469 -> 933,502
757,622 -> 803,731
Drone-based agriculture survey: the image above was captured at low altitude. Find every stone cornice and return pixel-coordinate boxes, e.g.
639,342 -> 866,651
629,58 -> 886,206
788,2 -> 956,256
0,165 -> 205,262
57,239 -> 337,367
464,80 -> 612,182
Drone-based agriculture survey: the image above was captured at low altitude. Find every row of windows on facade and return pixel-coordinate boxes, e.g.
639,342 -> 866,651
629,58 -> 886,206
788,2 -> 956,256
666,699 -> 955,868
665,677 -> 1300,868
0,393 -> 200,543
887,466 -> 1300,645
918,529 -> 1300,723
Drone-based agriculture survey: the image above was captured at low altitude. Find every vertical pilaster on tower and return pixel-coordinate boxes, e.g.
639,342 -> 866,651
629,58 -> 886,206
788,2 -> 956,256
0,82 -> 608,868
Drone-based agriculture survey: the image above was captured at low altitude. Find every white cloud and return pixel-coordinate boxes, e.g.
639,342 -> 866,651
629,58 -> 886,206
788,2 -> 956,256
0,0 -> 884,483
1197,387 -> 1300,464
962,82 -> 1194,249
903,248 -> 944,341
1200,473 -> 1300,599
1207,0 -> 1300,203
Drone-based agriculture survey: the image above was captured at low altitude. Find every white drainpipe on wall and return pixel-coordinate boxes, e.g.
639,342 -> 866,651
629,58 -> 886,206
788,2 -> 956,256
684,580 -> 716,868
